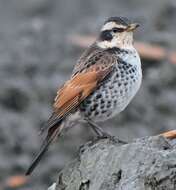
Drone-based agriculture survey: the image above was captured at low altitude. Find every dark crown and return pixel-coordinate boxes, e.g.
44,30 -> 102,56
104,16 -> 131,26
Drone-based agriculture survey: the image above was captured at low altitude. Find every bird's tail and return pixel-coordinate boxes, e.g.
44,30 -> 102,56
25,122 -> 64,176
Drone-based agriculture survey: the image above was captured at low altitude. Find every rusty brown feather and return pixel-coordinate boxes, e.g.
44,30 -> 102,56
25,46 -> 116,175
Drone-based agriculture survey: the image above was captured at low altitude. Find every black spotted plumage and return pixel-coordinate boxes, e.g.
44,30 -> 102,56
78,44 -> 142,121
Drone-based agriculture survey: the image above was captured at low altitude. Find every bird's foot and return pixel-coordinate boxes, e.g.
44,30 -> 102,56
85,118 -> 127,144
96,133 -> 127,144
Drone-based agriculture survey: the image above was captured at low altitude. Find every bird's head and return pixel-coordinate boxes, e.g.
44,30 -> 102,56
97,17 -> 139,49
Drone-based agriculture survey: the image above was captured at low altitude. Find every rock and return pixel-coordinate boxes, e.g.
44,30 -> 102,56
48,183 -> 56,190
48,136 -> 176,190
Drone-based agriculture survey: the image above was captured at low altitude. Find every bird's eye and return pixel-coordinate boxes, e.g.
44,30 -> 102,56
112,28 -> 118,33
112,28 -> 125,33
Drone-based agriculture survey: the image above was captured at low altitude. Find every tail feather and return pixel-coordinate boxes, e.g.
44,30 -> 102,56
25,123 -> 63,176
25,140 -> 51,175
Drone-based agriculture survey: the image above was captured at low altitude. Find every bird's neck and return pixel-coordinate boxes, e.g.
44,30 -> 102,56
105,45 -> 141,68
119,47 -> 141,68
97,40 -> 134,50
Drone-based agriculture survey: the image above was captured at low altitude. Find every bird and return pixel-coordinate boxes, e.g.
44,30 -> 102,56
25,16 -> 142,175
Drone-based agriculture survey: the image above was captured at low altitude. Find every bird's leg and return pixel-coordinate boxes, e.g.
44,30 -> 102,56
85,118 -> 127,144
86,119 -> 109,137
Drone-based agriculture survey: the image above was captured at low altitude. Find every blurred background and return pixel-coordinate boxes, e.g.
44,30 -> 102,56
0,0 -> 176,189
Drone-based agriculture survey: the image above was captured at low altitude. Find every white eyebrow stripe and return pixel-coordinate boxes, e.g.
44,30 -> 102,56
101,22 -> 127,31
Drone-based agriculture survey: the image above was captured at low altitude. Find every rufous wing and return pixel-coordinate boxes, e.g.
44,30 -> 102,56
53,65 -> 113,119
45,50 -> 117,131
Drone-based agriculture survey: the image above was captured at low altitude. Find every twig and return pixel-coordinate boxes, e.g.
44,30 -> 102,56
160,130 -> 176,139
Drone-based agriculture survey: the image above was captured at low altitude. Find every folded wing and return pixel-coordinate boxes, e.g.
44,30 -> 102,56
44,50 -> 116,134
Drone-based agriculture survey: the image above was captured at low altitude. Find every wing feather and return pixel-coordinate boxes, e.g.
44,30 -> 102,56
43,48 -> 116,133
53,68 -> 111,116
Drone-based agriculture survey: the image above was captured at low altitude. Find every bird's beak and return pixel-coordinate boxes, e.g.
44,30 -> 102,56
127,23 -> 140,32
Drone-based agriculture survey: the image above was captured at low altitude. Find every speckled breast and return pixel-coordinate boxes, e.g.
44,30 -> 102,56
80,51 -> 142,121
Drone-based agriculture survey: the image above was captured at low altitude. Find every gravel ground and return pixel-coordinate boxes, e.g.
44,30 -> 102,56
0,0 -> 176,189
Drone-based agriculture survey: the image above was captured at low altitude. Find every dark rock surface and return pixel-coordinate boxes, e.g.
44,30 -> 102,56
49,136 -> 176,190
0,0 -> 176,189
